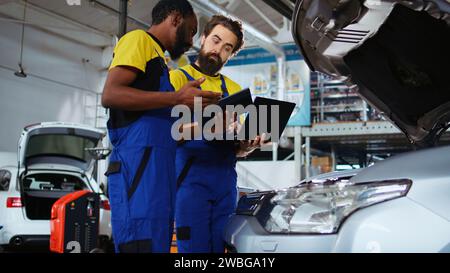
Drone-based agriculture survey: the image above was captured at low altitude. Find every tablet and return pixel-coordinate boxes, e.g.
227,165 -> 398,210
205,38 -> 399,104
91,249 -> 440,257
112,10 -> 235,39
240,96 -> 296,141
217,88 -> 253,109
202,88 -> 253,128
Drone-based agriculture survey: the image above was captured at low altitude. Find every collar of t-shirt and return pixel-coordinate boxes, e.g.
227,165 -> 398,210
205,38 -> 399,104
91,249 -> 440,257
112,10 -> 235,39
146,32 -> 166,53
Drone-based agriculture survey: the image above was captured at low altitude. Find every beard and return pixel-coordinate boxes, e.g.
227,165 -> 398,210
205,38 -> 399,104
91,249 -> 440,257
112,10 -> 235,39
169,23 -> 191,60
197,48 -> 225,76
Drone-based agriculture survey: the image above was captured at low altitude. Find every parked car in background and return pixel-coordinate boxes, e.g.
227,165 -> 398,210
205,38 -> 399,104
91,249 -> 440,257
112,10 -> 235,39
224,0 -> 450,253
0,122 -> 112,251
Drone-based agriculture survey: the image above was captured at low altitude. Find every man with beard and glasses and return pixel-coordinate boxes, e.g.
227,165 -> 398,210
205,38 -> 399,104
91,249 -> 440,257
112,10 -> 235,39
101,0 -> 220,253
170,15 -> 265,253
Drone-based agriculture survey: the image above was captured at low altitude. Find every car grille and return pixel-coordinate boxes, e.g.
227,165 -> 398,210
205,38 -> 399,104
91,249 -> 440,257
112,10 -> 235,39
330,28 -> 369,43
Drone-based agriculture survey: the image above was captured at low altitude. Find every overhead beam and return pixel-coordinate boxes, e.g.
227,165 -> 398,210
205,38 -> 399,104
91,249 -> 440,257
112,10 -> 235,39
88,0 -> 150,29
262,0 -> 293,20
243,0 -> 281,33
0,1 -> 113,47
225,0 -> 240,11
23,1 -> 109,37
118,0 -> 128,37
0,14 -> 108,49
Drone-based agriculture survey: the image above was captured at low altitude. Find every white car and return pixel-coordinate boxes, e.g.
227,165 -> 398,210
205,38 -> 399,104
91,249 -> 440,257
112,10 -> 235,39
0,122 -> 112,251
224,0 -> 450,253
225,154 -> 450,253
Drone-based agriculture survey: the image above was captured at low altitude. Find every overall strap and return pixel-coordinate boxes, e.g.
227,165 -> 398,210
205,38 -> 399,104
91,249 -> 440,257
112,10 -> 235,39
220,74 -> 229,97
179,68 -> 200,89
179,67 -> 230,97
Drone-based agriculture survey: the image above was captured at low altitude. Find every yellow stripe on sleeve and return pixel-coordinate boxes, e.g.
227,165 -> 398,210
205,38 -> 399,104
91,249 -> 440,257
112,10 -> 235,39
110,30 -> 154,73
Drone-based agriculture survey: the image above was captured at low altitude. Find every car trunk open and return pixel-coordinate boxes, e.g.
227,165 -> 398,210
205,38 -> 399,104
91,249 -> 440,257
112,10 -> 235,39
18,125 -> 104,172
17,124 -> 104,220
21,172 -> 90,220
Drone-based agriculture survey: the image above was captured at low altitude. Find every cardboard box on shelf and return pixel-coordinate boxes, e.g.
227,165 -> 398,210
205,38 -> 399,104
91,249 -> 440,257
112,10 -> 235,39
311,156 -> 333,173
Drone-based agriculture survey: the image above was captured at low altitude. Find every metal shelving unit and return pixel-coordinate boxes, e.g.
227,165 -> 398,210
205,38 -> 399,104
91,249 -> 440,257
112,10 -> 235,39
285,121 -> 404,180
285,121 -> 450,181
310,72 -> 381,123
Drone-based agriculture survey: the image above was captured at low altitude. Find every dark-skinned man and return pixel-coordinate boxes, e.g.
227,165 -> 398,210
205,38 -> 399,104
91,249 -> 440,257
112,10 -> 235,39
101,0 -> 220,253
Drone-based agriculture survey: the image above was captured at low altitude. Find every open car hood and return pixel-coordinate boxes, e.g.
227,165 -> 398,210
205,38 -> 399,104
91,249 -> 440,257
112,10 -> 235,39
18,122 -> 105,172
292,0 -> 450,147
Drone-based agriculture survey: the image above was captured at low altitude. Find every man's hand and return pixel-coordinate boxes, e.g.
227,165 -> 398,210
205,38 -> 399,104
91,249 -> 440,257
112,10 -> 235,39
208,111 -> 240,136
175,78 -> 221,109
177,122 -> 201,144
236,133 -> 269,158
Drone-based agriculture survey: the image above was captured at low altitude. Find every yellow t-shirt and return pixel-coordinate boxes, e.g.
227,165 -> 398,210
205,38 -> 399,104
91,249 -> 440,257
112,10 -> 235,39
110,29 -> 166,73
170,64 -> 247,125
107,29 -> 171,129
169,64 -> 242,95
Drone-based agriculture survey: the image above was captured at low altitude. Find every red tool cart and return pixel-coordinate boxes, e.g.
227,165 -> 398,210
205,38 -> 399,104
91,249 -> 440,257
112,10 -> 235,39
50,190 -> 100,253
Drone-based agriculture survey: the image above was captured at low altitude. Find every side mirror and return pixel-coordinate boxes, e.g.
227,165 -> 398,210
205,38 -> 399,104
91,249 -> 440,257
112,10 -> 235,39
0,170 -> 11,191
85,148 -> 112,160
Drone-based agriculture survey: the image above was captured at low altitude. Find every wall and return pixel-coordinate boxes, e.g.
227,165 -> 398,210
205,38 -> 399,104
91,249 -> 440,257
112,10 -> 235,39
0,151 -> 16,167
0,21 -> 107,152
236,161 -> 300,191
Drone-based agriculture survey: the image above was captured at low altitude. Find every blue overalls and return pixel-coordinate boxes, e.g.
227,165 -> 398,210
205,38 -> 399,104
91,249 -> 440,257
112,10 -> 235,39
105,55 -> 176,253
175,68 -> 238,253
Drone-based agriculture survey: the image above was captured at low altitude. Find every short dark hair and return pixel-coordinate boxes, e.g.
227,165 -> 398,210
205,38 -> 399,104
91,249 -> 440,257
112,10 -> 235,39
151,0 -> 195,25
203,15 -> 244,54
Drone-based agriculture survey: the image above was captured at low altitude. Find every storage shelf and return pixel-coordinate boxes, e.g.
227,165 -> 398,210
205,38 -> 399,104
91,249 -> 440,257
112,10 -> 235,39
312,109 -> 364,113
311,94 -> 360,100
322,94 -> 360,99
311,85 -> 351,90
312,104 -> 364,112
284,121 -> 401,137
309,71 -> 385,124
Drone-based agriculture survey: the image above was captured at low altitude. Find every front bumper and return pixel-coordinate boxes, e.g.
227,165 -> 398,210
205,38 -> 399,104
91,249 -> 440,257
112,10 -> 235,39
225,198 -> 450,253
224,215 -> 337,253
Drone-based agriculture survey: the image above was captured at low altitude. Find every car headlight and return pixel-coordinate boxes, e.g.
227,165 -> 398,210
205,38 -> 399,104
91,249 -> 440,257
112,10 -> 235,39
262,179 -> 411,234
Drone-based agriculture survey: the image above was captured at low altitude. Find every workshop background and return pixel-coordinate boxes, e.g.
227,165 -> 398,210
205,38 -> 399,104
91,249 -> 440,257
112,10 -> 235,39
0,0 -> 413,187
1,0 -> 448,254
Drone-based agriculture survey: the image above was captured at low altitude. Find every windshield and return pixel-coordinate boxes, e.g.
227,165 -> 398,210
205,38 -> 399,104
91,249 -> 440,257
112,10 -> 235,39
25,134 -> 98,163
